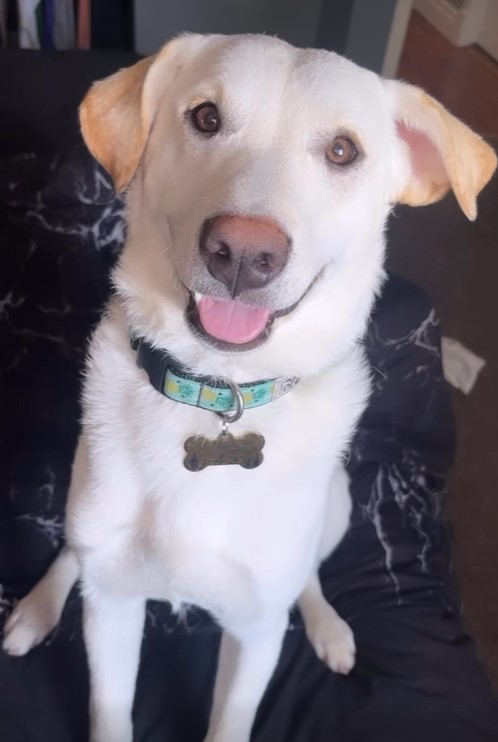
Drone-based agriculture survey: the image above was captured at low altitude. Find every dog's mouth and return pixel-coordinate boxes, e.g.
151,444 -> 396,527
186,290 -> 312,351
185,275 -> 321,352
186,293 -> 276,351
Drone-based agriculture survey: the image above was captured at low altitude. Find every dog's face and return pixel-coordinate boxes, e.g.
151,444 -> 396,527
80,34 -> 496,377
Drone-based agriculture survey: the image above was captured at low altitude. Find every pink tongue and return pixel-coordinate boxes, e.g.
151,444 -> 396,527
197,296 -> 271,344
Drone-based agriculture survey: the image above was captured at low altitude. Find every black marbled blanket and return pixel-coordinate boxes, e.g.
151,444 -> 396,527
1,148 -> 497,742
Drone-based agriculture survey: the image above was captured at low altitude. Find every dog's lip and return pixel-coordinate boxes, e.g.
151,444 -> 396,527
184,273 -> 322,353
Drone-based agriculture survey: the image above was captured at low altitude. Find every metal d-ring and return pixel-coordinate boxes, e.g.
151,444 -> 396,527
216,378 -> 245,429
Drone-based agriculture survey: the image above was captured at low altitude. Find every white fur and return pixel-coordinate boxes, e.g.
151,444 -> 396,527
2,33 -> 481,742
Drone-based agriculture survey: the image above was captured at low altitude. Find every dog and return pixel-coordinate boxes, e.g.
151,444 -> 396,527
3,33 -> 496,742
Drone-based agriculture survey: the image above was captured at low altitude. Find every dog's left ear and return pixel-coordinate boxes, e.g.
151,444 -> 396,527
385,80 -> 496,220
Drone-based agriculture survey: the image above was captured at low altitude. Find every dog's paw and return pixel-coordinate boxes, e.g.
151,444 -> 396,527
305,603 -> 356,675
2,593 -> 56,656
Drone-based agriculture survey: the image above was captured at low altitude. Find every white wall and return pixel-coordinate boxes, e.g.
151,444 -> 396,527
382,0 -> 414,77
134,0 -> 323,55
478,1 -> 498,62
133,0 -> 400,75
415,0 -> 489,47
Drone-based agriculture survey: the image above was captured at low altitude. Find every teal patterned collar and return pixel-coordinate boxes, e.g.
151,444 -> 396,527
132,338 -> 299,414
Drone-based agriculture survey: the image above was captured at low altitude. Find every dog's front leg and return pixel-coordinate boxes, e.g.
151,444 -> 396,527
83,593 -> 145,742
205,615 -> 288,742
299,573 -> 355,674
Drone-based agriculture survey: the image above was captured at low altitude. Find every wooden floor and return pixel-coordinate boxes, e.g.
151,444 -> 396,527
398,11 -> 498,138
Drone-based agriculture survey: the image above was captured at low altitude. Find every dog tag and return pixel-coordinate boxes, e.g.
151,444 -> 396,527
184,431 -> 265,472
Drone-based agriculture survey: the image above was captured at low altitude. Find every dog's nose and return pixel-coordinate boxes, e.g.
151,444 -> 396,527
200,215 -> 290,296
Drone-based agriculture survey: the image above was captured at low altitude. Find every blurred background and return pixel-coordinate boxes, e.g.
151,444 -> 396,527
1,0 -> 497,688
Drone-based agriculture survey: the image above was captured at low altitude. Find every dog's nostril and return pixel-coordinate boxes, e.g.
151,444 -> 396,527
257,252 -> 272,269
216,242 -> 231,258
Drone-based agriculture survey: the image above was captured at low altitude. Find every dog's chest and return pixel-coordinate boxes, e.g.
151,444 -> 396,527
104,420 -> 332,619
77,326 -> 367,621
81,392 -> 342,620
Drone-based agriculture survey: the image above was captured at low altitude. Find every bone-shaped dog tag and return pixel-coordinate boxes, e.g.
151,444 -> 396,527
184,431 -> 265,472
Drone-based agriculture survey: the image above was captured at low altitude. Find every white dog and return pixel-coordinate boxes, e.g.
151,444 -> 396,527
3,33 -> 495,742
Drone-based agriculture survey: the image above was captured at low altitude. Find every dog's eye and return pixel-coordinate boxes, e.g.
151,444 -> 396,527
191,103 -> 221,134
326,136 -> 357,166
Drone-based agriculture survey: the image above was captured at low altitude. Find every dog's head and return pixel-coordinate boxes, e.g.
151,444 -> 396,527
80,34 -> 496,378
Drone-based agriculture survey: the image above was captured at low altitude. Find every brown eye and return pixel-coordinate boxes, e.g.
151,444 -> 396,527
191,103 -> 221,134
326,136 -> 357,165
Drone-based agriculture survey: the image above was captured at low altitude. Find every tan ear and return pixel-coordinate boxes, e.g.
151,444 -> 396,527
80,56 -> 156,192
79,36 -> 190,192
385,80 -> 497,220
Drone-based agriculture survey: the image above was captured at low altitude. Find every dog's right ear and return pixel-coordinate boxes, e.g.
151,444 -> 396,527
80,56 -> 158,192
79,35 -> 202,192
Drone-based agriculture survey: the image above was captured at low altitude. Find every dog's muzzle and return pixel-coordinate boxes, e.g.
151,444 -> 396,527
186,214 -> 322,352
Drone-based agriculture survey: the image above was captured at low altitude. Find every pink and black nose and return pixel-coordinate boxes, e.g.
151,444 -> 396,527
199,215 -> 290,296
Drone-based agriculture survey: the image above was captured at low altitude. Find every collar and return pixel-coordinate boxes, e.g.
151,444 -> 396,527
131,337 -> 299,414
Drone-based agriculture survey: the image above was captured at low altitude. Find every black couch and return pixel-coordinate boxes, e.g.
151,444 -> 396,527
1,50 -> 497,742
